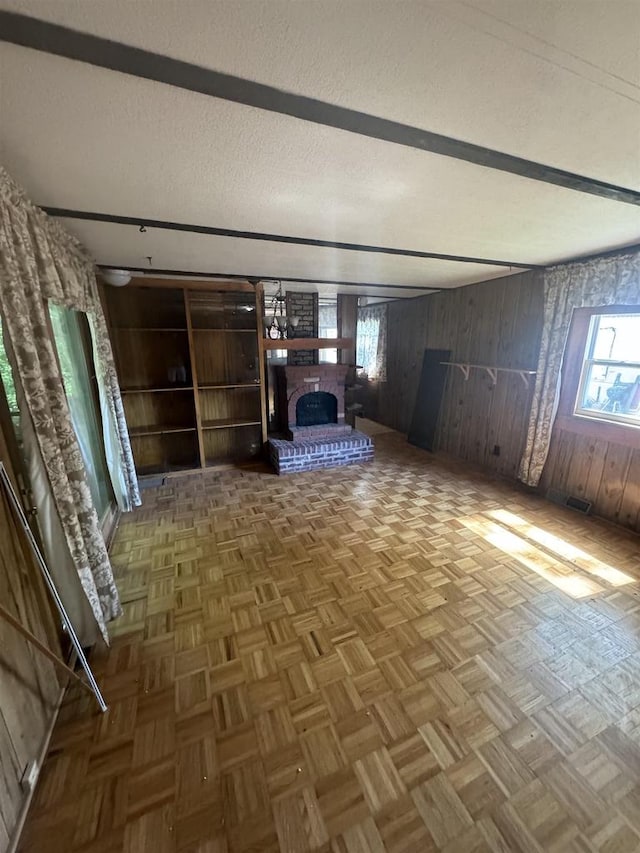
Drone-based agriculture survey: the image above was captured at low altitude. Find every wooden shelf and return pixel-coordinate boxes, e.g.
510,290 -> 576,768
193,328 -> 257,334
121,386 -> 194,394
125,428 -> 199,474
129,425 -> 196,437
107,281 -> 267,474
136,461 -> 196,476
263,337 -> 353,351
113,327 -> 188,332
202,418 -> 262,430
198,383 -> 261,390
441,361 -> 537,388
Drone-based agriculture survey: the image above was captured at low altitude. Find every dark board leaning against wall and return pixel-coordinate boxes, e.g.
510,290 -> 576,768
408,349 -> 451,451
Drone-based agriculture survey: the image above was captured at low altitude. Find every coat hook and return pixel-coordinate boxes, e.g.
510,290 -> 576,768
139,225 -> 147,233
146,256 -> 153,266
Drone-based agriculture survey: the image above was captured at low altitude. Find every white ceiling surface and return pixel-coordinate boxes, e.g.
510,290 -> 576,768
4,0 -> 640,186
1,1 -> 640,297
3,47 -> 637,264
67,218 -> 513,299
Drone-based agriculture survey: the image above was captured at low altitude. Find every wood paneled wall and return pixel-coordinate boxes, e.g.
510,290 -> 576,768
0,416 -> 62,851
542,428 -> 640,532
367,271 -> 544,478
366,270 -> 640,533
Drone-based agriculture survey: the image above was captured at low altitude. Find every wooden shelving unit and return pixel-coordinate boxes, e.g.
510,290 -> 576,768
105,280 -> 267,475
129,425 -> 197,436
202,417 -> 262,430
121,386 -> 194,394
198,382 -> 261,390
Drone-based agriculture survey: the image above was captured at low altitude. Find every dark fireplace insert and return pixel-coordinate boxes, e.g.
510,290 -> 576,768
296,391 -> 338,427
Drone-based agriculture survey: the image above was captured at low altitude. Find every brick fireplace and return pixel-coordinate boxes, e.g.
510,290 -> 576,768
268,362 -> 374,474
278,363 -> 349,438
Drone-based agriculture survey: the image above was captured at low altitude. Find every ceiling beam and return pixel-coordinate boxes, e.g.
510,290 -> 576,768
96,264 -> 439,293
3,11 -> 640,207
47,208 -> 539,269
560,239 -> 640,266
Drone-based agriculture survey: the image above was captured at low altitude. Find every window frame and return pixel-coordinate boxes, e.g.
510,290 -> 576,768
557,304 -> 640,450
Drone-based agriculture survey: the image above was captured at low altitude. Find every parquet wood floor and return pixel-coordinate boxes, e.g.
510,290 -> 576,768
18,433 -> 640,853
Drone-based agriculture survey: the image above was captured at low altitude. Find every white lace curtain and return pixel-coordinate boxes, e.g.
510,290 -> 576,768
357,303 -> 388,381
0,167 -> 140,641
519,250 -> 640,487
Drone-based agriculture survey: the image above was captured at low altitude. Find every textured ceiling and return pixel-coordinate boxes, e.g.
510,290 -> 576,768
1,1 -> 639,297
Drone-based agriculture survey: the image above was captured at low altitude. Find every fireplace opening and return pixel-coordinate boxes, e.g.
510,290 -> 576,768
296,392 -> 338,427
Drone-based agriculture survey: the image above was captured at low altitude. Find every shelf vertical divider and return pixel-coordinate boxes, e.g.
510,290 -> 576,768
255,281 -> 268,445
184,288 -> 206,469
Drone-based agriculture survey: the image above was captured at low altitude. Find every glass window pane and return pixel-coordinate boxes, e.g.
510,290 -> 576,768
319,347 -> 338,364
0,320 -> 18,411
319,299 -> 338,364
578,362 -> 640,424
357,315 -> 381,378
0,319 -> 21,442
591,313 -> 640,361
49,304 -> 114,521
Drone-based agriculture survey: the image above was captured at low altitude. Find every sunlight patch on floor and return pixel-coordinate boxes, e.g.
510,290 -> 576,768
488,509 -> 634,587
461,515 -> 603,599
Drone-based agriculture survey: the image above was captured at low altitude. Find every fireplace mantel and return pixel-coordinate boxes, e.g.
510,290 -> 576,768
263,337 -> 353,351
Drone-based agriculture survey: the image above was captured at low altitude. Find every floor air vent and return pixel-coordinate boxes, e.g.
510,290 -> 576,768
546,488 -> 592,515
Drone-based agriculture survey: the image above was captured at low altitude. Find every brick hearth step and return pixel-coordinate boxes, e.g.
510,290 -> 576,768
268,431 -> 374,474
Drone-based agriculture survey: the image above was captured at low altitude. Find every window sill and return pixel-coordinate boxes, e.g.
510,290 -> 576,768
555,413 -> 640,450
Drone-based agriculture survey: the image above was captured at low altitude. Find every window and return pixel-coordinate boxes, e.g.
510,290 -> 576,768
0,318 -> 29,473
557,305 -> 640,448
356,303 -> 387,381
49,304 -> 114,522
318,298 -> 338,364
575,312 -> 640,427
0,319 -> 19,430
